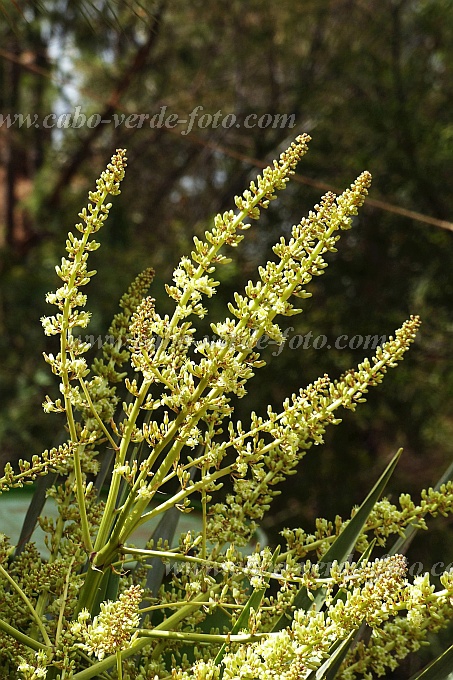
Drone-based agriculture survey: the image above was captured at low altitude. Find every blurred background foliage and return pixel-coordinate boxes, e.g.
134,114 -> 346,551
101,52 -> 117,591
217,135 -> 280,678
1,1 -> 453,671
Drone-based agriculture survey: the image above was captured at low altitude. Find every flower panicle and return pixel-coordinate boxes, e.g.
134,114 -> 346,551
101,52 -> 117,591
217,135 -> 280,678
220,171 -> 373,349
164,134 -> 311,323
41,150 -> 127,399
41,149 -> 127,338
339,569 -> 453,677
129,138 -> 312,393
182,172 -> 374,447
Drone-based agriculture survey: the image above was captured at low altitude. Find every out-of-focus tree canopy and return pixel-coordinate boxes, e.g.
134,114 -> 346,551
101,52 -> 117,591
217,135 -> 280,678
1,6 -> 453,661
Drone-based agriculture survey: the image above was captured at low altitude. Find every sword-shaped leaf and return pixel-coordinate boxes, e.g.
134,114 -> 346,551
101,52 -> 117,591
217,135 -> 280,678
409,642 -> 453,680
214,546 -> 280,673
273,449 -> 402,631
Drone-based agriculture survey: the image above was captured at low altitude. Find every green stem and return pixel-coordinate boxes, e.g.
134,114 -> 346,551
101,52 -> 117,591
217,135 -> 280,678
108,392 -> 217,552
56,557 -> 75,646
137,629 -> 269,643
74,443 -> 93,553
119,462 -> 235,538
93,410 -> 195,568
122,546 -> 325,587
75,564 -> 104,615
247,460 -> 285,507
93,379 -> 149,555
116,649 -> 122,680
0,563 -> 52,647
0,616 -> 49,652
201,466 -> 207,561
78,374 -> 119,451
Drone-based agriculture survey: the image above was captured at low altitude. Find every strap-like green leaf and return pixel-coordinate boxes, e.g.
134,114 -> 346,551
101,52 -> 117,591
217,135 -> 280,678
272,449 -> 402,631
307,628 -> 358,680
409,642 -> 453,680
214,546 -> 280,671
14,471 -> 59,558
138,504 -> 181,626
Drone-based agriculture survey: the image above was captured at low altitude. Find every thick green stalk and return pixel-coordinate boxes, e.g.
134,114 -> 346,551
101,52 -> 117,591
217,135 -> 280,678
116,460 -> 236,547
92,378 -> 149,555
78,396 -> 154,613
75,564 -> 104,615
93,406 -> 189,563
0,617 -> 49,653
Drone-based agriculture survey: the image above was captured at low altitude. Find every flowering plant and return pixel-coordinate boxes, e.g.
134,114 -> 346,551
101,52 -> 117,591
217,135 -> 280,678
1,136 -> 453,679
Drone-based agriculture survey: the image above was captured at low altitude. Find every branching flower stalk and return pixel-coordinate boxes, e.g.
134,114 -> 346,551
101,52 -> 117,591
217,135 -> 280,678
2,137 -> 453,680
0,564 -> 51,648
77,135 -> 312,606
42,149 -> 127,554
97,171 -> 375,560
93,135 -> 312,555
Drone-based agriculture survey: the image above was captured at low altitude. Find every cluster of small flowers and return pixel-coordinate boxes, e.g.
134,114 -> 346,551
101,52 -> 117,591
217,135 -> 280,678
17,650 -> 49,680
41,150 -> 127,421
340,569 -> 453,677
13,136 -> 451,680
72,584 -> 143,660
124,137 -> 312,422
90,136 -> 317,538
170,556 -> 453,680
0,442 -> 75,492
